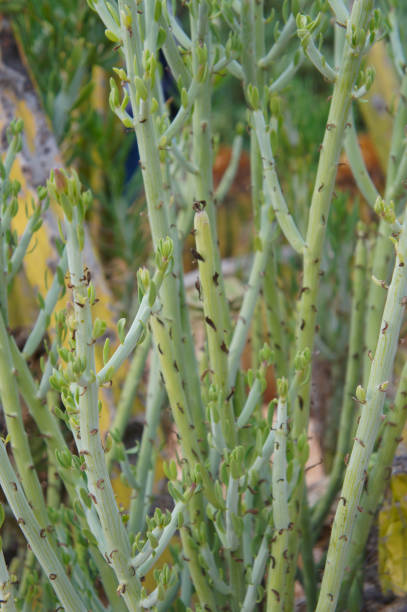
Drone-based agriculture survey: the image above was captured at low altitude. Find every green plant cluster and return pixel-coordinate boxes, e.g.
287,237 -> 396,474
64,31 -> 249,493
2,1 -> 407,611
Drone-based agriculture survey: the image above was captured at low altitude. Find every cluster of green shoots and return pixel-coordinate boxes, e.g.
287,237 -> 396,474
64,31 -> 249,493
1,0 -> 407,610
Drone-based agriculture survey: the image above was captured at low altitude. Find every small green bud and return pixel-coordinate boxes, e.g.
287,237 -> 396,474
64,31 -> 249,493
156,236 -> 173,269
92,318 -> 107,340
79,488 -> 92,509
157,27 -> 166,48
134,76 -> 148,101
55,448 -> 72,469
109,78 -> 120,110
87,283 -> 96,305
58,347 -> 71,363
117,318 -> 126,344
103,337 -> 111,365
105,29 -> 120,42
231,513 -> 244,537
113,67 -> 128,82
104,432 -> 113,454
230,445 -> 245,479
148,281 -> 157,307
153,0 -> 162,20
259,343 -> 274,364
355,384 -> 366,403
81,529 -> 97,547
168,481 -> 184,503
277,377 -> 288,398
181,87 -> 188,109
247,84 -> 260,110
177,511 -> 184,529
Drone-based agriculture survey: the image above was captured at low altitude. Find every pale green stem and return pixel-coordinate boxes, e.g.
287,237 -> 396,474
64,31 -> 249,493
8,205 -> 44,283
289,3 -> 373,605
149,314 -> 218,505
312,227 -> 367,534
362,75 -> 407,383
106,332 -> 151,471
194,209 -> 236,448
300,36 -> 338,81
200,546 -> 231,596
253,110 -> 305,254
225,477 -> 239,551
258,15 -> 296,68
161,80 -> 200,143
269,50 -> 305,93
237,377 -> 262,428
96,270 -> 164,385
214,135 -> 243,204
267,395 -> 289,611
22,251 -> 67,359
179,527 -> 217,612
389,8 -> 406,77
65,211 -> 142,610
329,0 -> 349,22
0,314 -> 48,527
133,501 -> 184,577
128,348 -> 165,534
160,11 -> 191,88
264,250 -> 287,377
0,440 -> 87,611
118,0 -> 206,454
343,108 -> 379,208
228,199 -> 276,388
338,358 -> 407,606
191,0 -> 231,336
0,549 -> 16,612
241,524 -> 272,612
316,206 -> 407,611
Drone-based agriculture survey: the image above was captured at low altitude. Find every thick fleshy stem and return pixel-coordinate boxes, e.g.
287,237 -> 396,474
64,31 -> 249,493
61,195 -> 142,609
0,313 -> 49,528
288,3 -> 374,604
180,526 -> 217,611
116,0 -> 207,455
362,73 -> 407,384
190,0 -> 231,337
316,205 -> 407,611
0,548 -> 16,612
106,332 -> 151,472
337,358 -> 407,607
149,313 -> 219,507
128,348 -> 165,534
267,383 -> 290,611
0,439 -> 87,611
312,224 -> 367,534
194,208 -> 236,449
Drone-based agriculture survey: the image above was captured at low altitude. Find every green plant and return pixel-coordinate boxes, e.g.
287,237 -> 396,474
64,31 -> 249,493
2,1 -> 407,611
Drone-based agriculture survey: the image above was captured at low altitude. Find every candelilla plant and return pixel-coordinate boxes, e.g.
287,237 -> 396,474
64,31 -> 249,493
2,0 -> 407,610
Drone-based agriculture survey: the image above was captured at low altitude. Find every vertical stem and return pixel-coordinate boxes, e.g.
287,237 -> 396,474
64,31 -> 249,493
65,211 -> 142,611
316,206 -> 407,611
312,225 -> 367,533
0,440 -> 87,612
128,348 -> 165,534
119,0 -> 207,454
267,392 -> 289,611
288,2 -> 373,604
191,0 -> 231,336
338,358 -> 407,607
363,74 -> 407,383
0,314 -> 48,527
